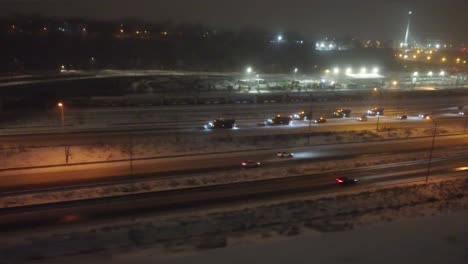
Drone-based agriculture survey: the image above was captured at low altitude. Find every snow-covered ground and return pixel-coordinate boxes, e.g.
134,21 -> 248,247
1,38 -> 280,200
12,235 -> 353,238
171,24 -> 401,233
1,178 -> 466,264
0,127 -> 459,169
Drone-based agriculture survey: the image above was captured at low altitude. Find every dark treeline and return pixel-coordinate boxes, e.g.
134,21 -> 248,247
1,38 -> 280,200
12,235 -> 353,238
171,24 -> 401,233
0,15 -> 396,74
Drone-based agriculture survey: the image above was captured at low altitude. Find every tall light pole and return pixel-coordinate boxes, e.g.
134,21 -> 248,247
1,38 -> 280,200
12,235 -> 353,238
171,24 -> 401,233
426,118 -> 437,182
404,11 -> 413,47
57,102 -> 64,127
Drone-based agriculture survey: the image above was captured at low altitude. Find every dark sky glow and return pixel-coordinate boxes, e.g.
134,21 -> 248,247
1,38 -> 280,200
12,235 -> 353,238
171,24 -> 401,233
1,0 -> 467,41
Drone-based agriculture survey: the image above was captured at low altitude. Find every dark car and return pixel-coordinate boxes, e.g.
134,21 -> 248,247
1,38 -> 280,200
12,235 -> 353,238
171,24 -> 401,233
397,115 -> 408,120
336,177 -> 358,185
241,160 -> 261,168
313,117 -> 327,124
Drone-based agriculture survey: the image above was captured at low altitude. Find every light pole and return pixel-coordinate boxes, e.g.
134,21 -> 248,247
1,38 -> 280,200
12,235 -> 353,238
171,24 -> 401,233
426,118 -> 437,182
376,115 -> 380,132
57,102 -> 64,126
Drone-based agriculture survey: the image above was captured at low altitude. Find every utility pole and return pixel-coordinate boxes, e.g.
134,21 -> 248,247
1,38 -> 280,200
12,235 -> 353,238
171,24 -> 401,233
376,115 -> 380,132
129,134 -> 134,176
426,120 -> 437,182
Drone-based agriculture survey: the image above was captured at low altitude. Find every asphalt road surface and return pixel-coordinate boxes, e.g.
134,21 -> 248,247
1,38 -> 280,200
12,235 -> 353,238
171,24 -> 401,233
0,155 -> 466,232
1,134 -> 467,193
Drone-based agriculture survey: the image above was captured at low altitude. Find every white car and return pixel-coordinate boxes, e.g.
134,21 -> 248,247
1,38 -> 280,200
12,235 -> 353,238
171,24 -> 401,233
276,152 -> 294,158
357,116 -> 368,122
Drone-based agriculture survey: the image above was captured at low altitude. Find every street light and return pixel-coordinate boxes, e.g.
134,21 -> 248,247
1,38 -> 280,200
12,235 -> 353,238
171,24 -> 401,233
333,67 -> 340,75
439,70 -> 445,76
246,66 -> 252,74
372,67 -> 379,74
360,67 -> 367,74
277,35 -> 283,42
428,71 -> 433,76
345,68 -> 352,74
294,68 -> 298,74
57,102 -> 64,127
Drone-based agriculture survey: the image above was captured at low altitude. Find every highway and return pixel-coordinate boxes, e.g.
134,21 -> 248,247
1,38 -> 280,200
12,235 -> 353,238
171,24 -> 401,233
1,134 -> 467,193
0,154 -> 466,231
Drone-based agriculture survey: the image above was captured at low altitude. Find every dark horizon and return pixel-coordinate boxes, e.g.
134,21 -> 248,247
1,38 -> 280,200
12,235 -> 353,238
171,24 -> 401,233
0,0 -> 467,42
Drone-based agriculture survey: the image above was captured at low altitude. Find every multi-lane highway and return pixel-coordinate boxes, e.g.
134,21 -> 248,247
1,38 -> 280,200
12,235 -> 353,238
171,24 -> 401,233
0,154 -> 466,231
1,134 -> 467,193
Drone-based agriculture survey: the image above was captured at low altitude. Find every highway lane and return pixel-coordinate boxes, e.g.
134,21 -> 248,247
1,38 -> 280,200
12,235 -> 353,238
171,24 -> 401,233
0,134 -> 467,193
1,114 -> 467,148
0,156 -> 466,231
1,95 -> 466,132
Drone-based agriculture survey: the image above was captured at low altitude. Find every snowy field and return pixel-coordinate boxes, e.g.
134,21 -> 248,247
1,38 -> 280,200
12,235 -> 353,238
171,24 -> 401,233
1,178 -> 466,264
0,127 -> 457,169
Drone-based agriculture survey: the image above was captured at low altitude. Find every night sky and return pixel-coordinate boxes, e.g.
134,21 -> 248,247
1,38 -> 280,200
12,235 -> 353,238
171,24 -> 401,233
1,0 -> 467,41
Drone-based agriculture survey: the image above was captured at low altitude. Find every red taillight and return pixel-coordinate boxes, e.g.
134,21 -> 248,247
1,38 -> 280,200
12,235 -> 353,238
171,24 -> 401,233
242,162 -> 247,166
336,178 -> 344,183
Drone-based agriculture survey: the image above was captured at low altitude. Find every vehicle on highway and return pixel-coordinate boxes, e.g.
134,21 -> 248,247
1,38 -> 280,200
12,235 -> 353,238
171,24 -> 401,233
265,115 -> 292,126
313,117 -> 327,124
418,113 -> 431,119
333,108 -> 352,118
397,115 -> 408,120
293,111 -> 312,121
459,110 -> 467,116
204,118 -> 236,129
276,152 -> 294,158
241,160 -> 261,168
335,177 -> 358,185
357,115 -> 368,122
367,107 -> 384,116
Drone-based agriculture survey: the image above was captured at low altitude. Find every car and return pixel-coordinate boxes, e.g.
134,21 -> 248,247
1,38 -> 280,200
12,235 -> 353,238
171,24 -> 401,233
459,111 -> 467,116
241,160 -> 261,168
419,113 -> 431,119
397,115 -> 408,120
313,117 -> 327,124
357,115 -> 368,122
335,177 -> 358,185
276,152 -> 294,158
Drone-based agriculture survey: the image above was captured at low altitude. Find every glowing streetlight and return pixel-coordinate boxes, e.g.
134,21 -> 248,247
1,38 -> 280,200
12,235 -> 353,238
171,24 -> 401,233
246,66 -> 252,74
404,55 -> 409,59
392,80 -> 398,86
324,69 -> 330,74
333,67 -> 340,74
426,56 -> 431,60
439,70 -> 445,76
441,57 -> 446,62
294,68 -> 298,73
277,35 -> 283,42
57,102 -> 65,127
428,71 -> 433,76
413,55 -> 417,59
372,67 -> 379,74
360,67 -> 367,74
345,68 -> 352,74
413,71 -> 419,76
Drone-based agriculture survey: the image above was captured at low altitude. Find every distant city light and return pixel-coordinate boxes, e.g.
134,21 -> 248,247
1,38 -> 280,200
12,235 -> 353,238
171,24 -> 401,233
439,71 -> 445,76
404,55 -> 409,59
426,56 -> 431,60
345,68 -> 352,74
372,67 -> 379,74
360,67 -> 367,74
246,67 -> 252,74
120,29 -> 124,33
428,71 -> 433,76
277,35 -> 283,42
413,72 -> 418,76
441,57 -> 446,62
325,69 -> 330,74
294,68 -> 298,73
333,67 -> 340,74
392,81 -> 398,86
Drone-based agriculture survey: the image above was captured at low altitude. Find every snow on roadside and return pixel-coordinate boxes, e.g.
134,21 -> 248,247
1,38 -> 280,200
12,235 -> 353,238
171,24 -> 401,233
0,127 -> 461,169
1,178 -> 466,264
